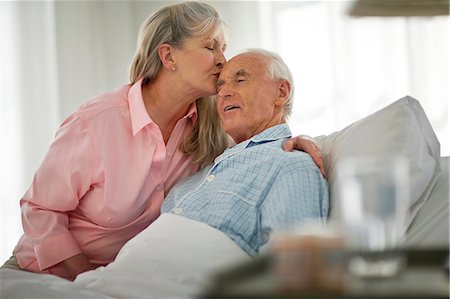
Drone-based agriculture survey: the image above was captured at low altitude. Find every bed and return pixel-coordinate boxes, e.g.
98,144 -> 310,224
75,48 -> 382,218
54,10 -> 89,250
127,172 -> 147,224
1,96 -> 448,299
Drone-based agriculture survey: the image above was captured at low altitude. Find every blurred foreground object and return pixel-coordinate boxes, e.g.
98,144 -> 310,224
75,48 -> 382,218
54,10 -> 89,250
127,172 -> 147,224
270,224 -> 347,294
200,248 -> 449,298
349,0 -> 450,16
337,155 -> 410,278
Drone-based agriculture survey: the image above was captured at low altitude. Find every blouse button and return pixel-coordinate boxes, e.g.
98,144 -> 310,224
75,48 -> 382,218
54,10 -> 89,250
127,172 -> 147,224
206,175 -> 215,182
174,207 -> 183,214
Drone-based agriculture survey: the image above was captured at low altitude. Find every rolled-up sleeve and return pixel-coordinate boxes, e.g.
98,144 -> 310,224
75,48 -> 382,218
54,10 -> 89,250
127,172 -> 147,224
20,114 -> 97,270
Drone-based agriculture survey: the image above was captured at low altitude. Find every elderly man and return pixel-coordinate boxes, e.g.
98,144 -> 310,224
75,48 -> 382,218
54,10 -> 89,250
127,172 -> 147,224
161,49 -> 329,256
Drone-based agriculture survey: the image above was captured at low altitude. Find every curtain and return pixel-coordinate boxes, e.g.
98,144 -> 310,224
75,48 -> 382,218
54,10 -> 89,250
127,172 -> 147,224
1,0 -> 448,263
1,1 -> 60,262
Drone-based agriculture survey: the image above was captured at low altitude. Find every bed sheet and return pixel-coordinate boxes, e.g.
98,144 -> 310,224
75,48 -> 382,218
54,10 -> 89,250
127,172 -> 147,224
0,268 -> 112,299
2,158 -> 447,298
0,214 -> 250,299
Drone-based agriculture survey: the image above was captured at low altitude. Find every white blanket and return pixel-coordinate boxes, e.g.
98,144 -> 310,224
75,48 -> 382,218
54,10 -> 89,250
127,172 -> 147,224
0,269 -> 111,299
0,214 -> 250,299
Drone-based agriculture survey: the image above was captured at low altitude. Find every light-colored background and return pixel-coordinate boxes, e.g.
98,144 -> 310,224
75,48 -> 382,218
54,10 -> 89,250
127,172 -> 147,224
1,0 -> 448,263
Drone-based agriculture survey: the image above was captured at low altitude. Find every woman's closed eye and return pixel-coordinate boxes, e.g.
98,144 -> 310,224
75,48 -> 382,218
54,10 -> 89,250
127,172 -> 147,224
204,41 -> 215,51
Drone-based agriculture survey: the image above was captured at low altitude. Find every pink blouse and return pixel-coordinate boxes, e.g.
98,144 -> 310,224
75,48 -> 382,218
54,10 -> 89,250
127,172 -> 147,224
14,80 -> 199,279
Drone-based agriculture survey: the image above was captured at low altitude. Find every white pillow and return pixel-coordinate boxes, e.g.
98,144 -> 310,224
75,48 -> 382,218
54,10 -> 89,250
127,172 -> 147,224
315,96 -> 441,229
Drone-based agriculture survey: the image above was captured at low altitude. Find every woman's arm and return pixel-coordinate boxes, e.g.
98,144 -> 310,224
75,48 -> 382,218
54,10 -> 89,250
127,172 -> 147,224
19,114 -> 97,274
58,254 -> 97,281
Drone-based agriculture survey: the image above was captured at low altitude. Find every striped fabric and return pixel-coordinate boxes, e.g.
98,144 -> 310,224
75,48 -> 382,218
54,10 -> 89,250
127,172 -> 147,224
162,124 -> 329,256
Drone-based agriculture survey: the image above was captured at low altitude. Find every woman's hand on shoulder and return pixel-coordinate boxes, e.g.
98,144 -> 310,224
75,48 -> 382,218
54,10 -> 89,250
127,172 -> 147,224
283,135 -> 327,179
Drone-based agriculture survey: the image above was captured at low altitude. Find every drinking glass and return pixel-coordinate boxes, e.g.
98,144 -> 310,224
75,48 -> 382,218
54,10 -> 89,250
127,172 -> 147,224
337,155 -> 410,278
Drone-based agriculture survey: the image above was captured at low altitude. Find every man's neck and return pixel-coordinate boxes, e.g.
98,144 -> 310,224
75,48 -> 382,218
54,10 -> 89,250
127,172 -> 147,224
230,121 -> 287,145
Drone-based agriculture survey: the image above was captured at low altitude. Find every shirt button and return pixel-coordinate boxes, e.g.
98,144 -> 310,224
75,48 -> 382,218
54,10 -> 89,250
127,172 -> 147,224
174,207 -> 183,214
206,175 -> 215,182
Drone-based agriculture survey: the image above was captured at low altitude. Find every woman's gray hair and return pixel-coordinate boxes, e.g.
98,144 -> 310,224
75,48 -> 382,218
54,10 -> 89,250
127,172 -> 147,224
244,49 -> 295,118
130,2 -> 230,167
130,1 -> 226,84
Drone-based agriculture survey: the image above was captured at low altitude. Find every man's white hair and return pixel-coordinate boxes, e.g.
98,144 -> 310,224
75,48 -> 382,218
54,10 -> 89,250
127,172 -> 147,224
243,48 -> 295,118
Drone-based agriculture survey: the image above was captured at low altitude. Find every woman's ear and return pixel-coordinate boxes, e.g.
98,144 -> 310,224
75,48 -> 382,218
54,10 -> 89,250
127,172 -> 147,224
158,43 -> 176,70
275,80 -> 291,106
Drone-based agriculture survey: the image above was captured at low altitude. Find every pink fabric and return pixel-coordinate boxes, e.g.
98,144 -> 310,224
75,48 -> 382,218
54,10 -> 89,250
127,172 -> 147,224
14,80 -> 199,279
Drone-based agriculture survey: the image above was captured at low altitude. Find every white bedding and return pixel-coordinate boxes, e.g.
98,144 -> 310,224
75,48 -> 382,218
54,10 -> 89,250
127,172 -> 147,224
0,269 -> 111,299
0,214 -> 250,299
1,171 -> 447,299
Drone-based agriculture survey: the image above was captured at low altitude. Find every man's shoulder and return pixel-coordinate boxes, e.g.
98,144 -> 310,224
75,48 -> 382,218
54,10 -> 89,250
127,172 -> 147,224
256,139 -> 316,167
276,148 -> 318,172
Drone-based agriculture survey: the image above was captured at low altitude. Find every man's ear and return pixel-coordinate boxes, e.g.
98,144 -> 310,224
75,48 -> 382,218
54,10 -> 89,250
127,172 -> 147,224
158,43 -> 176,70
274,80 -> 291,106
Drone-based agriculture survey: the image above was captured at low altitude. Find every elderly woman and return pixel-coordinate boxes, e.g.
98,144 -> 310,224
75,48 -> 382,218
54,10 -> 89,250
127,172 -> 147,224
6,2 -> 323,281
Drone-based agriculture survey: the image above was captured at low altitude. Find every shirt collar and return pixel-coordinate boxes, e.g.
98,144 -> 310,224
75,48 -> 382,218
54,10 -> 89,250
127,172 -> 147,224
215,123 -> 292,164
128,79 -> 151,136
248,123 -> 292,143
128,79 -> 198,136
183,101 -> 198,125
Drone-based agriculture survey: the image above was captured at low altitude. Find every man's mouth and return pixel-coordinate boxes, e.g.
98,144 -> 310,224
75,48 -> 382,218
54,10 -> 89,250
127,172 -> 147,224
224,105 -> 240,112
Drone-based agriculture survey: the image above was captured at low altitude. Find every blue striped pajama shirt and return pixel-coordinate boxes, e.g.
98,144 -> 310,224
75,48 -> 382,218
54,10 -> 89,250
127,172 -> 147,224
161,124 -> 329,256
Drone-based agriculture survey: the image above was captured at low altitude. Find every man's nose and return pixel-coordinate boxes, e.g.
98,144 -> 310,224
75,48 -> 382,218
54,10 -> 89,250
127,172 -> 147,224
218,84 -> 234,98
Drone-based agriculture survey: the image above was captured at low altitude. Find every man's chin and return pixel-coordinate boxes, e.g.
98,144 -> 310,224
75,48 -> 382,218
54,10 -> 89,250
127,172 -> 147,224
222,124 -> 233,136
223,124 -> 240,138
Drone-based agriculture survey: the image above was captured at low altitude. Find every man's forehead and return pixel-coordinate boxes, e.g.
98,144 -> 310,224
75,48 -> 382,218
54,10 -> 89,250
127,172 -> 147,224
221,54 -> 263,77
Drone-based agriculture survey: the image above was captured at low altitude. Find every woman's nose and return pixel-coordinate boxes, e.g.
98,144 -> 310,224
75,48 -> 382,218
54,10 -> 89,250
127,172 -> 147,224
216,52 -> 226,68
